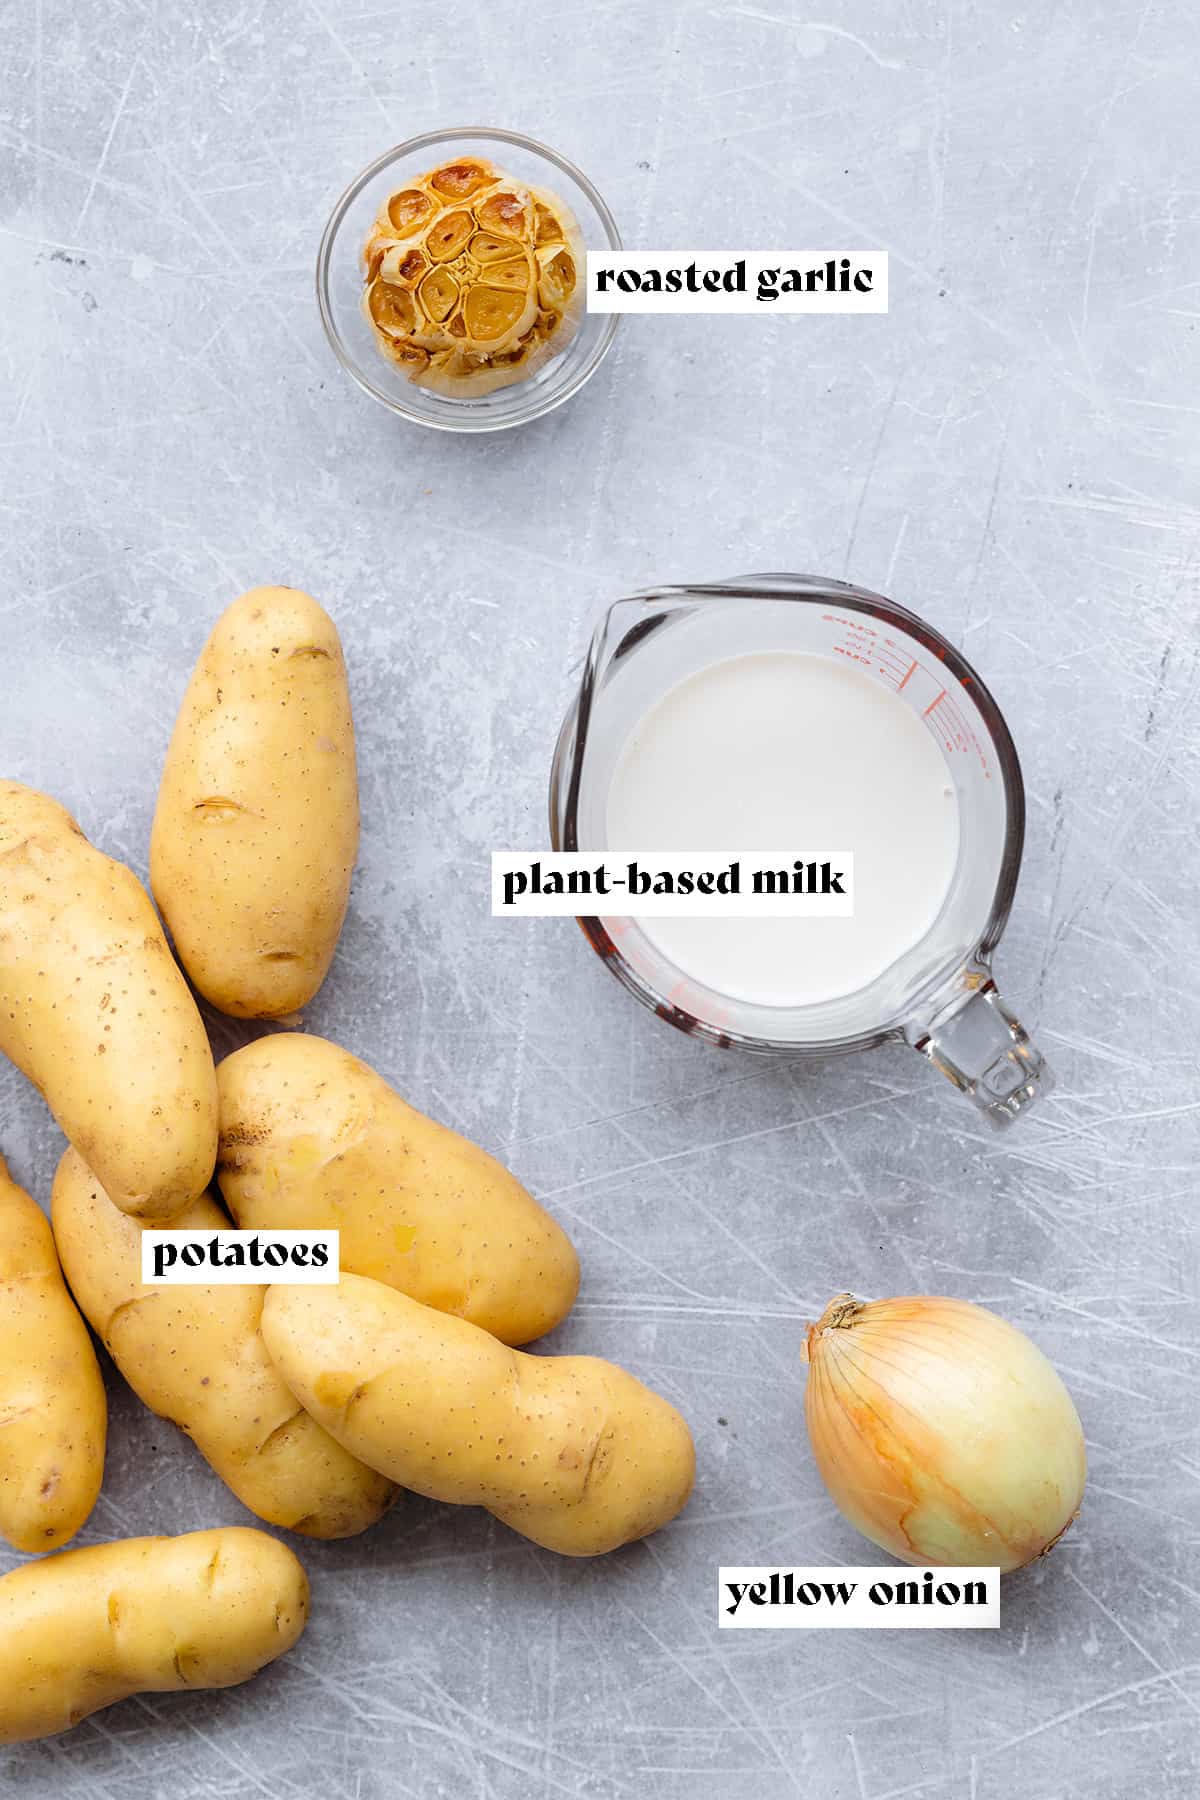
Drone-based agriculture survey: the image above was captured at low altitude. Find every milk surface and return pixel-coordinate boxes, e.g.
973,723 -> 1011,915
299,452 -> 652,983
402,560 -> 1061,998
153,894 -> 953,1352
605,651 -> 960,1007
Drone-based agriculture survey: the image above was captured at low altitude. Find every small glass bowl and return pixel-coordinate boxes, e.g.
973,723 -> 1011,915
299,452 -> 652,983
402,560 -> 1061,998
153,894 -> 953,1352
316,127 -> 622,433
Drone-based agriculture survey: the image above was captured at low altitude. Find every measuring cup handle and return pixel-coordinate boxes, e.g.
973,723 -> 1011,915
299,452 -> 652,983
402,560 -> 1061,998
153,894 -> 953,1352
907,976 -> 1053,1128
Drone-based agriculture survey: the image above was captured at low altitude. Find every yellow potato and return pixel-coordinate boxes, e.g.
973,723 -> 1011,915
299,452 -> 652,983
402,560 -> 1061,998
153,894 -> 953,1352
0,782 -> 218,1221
150,586 -> 359,1020
217,1033 -> 579,1345
0,1155 -> 105,1553
52,1149 -> 396,1539
0,1526 -> 308,1744
263,1274 -> 695,1557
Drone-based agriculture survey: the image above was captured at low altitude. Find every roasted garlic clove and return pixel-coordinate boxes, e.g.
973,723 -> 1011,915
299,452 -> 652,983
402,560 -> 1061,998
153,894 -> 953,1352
386,187 -> 435,235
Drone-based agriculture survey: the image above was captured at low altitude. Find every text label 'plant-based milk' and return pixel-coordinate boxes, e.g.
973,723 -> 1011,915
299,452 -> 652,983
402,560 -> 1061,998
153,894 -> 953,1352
605,652 -> 960,1008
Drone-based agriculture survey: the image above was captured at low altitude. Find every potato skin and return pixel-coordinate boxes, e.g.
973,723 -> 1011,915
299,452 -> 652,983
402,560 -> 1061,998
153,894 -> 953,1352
0,1156 -> 106,1553
0,1526 -> 308,1745
218,1034 -> 579,1346
0,783 -> 218,1221
263,1275 -> 695,1557
150,586 -> 359,1020
51,1150 -> 396,1540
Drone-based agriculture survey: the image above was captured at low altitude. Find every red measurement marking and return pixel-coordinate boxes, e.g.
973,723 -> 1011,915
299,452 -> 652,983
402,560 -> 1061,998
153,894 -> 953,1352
898,659 -> 918,691
942,703 -> 970,744
823,612 -> 877,637
922,688 -> 947,718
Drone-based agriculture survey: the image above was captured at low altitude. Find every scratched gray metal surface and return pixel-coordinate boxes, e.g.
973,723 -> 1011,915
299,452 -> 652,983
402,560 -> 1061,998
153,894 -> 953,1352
1,1 -> 1198,1795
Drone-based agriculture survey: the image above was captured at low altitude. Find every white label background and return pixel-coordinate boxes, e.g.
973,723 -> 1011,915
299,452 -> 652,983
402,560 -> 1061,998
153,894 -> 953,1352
491,852 -> 854,917
586,252 -> 889,313
141,1230 -> 340,1285
718,1566 -> 1001,1629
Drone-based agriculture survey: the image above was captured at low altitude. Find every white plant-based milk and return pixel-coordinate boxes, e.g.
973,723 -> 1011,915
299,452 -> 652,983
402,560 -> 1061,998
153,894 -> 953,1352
605,651 -> 960,1007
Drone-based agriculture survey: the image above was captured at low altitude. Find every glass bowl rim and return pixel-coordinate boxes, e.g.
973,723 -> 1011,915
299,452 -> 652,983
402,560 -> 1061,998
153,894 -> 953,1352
315,125 -> 623,433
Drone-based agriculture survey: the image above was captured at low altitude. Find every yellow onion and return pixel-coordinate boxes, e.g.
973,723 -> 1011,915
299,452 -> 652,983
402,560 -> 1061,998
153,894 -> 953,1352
802,1293 -> 1086,1572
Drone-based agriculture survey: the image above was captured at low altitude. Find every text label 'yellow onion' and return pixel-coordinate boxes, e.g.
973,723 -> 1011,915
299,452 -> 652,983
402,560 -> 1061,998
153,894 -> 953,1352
802,1294 -> 1086,1572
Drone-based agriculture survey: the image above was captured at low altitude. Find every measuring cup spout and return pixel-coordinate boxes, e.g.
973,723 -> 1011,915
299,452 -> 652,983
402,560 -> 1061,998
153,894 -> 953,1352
906,968 -> 1053,1128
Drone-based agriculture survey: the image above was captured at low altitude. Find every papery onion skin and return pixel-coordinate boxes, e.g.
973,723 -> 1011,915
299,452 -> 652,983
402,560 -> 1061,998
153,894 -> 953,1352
803,1294 -> 1086,1572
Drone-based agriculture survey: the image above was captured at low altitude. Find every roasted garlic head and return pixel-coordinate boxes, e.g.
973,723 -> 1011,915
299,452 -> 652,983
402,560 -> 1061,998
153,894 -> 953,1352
363,157 -> 584,397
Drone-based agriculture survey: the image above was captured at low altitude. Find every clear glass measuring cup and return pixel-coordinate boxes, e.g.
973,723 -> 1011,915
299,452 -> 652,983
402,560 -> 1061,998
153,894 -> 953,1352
549,574 -> 1052,1128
